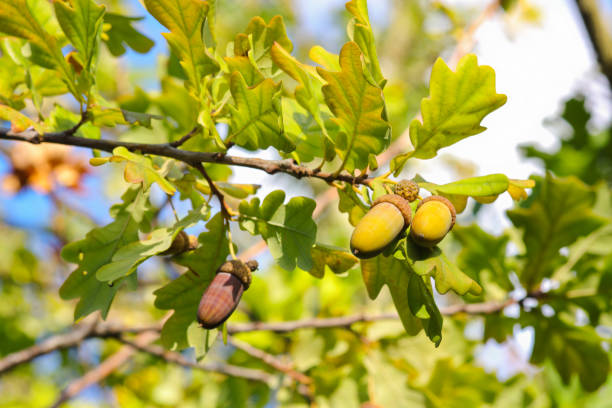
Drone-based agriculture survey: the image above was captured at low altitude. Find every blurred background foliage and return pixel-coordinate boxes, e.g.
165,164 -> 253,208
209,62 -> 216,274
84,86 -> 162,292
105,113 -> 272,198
0,0 -> 611,407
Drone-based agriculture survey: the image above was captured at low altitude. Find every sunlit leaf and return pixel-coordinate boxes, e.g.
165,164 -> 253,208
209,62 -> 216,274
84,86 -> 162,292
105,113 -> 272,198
53,0 -> 105,72
318,41 -> 390,172
227,71 -> 294,152
392,54 -> 506,173
143,0 -> 218,95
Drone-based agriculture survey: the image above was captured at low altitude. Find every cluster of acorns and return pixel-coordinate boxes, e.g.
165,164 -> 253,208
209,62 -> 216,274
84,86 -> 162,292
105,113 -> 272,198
179,180 -> 456,330
350,180 -> 456,259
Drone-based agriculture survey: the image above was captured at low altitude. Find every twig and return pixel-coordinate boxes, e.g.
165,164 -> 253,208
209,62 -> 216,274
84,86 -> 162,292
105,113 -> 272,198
0,318 -> 97,375
0,299 -> 516,376
51,331 -> 159,408
0,128 -> 371,186
228,336 -> 313,386
226,299 -> 515,334
117,337 -> 275,384
169,126 -> 199,148
0,320 -> 162,375
573,0 -> 612,88
193,162 -> 233,218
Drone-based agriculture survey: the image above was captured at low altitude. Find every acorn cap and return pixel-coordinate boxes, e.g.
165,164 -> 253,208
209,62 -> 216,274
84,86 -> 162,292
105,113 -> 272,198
217,259 -> 258,289
394,180 -> 420,202
372,194 -> 412,226
417,195 -> 456,229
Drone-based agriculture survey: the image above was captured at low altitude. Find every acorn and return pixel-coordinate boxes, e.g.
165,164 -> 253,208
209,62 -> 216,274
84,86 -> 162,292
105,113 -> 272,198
350,194 -> 412,259
160,231 -> 198,255
394,180 -> 420,202
197,259 -> 258,329
410,196 -> 456,248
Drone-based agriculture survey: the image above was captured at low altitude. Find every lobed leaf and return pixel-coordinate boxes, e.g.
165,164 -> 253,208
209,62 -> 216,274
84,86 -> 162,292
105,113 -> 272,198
0,0 -> 80,99
227,71 -> 294,152
53,0 -> 105,72
308,244 -> 358,278
143,0 -> 218,95
392,54 -> 506,173
59,187 -> 152,319
96,207 -> 204,282
102,13 -> 155,56
345,0 -> 385,87
507,174 -> 607,290
318,41 -> 390,172
238,190 -> 316,271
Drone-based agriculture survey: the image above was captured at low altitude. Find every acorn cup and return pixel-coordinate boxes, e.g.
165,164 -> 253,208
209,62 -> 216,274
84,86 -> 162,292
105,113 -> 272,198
350,194 -> 412,259
197,259 -> 258,329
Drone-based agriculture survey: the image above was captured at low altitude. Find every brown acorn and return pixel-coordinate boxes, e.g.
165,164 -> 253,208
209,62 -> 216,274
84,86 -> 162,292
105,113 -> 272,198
197,259 -> 258,329
160,231 -> 198,255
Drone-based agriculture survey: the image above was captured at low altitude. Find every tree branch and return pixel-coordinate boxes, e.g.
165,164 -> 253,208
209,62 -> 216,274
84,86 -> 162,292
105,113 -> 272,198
0,298 -> 515,376
116,337 -> 275,384
228,336 -> 313,386
0,127 -> 370,186
573,0 -> 612,88
226,299 -> 515,334
51,331 -> 159,408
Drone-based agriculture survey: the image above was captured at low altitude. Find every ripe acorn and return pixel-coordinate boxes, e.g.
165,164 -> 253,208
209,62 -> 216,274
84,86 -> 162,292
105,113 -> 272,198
350,194 -> 412,259
394,179 -> 420,202
197,259 -> 258,329
410,195 -> 456,248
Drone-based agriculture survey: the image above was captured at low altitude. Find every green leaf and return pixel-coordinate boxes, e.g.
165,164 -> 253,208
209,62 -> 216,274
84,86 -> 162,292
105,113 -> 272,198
233,15 -> 292,77
281,97 -> 335,163
271,43 -> 332,149
309,45 -> 340,71
453,224 -> 513,291
227,71 -> 294,152
0,0 -> 80,99
308,244 -> 358,278
361,255 -> 444,343
392,54 -> 506,172
154,213 -> 228,350
507,175 -> 607,290
59,187 -> 151,319
317,41 -> 390,172
102,13 -> 155,56
46,104 -> 100,139
421,174 -> 509,197
96,207 -> 204,282
531,317 -> 609,391
89,106 -> 163,128
143,0 -> 218,95
53,0 -> 106,72
238,190 -> 316,271
337,183 -> 368,226
345,0 -> 385,87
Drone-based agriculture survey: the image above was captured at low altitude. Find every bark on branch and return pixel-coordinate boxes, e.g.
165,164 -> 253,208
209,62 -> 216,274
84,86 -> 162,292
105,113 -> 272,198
0,127 -> 370,186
